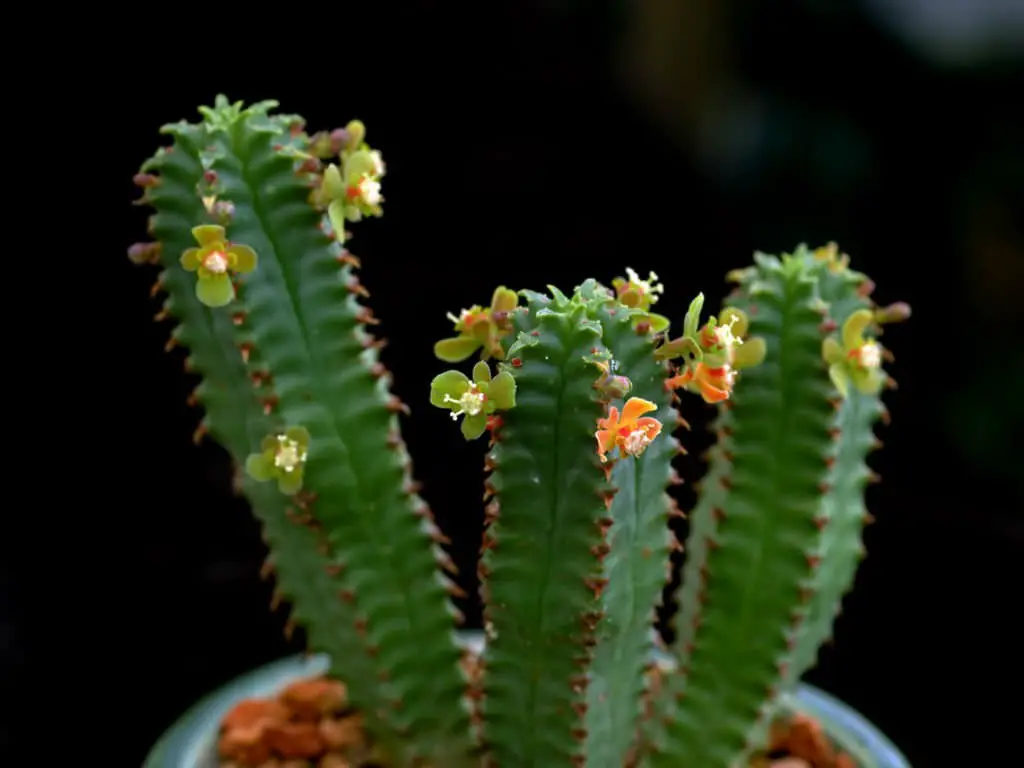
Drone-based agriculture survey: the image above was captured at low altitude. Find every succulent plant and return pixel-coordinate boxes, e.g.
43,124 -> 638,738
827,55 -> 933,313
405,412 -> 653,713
131,96 -> 910,768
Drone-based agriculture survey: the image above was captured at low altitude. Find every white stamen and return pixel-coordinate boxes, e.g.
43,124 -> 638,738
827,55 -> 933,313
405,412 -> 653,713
858,341 -> 882,369
444,386 -> 485,420
622,428 -> 653,457
203,250 -> 229,274
274,435 -> 307,473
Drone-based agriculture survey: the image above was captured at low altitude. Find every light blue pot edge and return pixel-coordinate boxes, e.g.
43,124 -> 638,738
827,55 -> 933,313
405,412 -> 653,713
145,633 -> 910,768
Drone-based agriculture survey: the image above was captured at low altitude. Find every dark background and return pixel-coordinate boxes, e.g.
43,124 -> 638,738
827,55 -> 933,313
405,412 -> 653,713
16,1 -> 1023,765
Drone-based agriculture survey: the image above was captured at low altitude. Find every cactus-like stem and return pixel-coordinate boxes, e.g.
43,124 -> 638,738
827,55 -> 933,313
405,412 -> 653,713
651,253 -> 838,767
581,292 -> 681,768
782,255 -> 898,685
479,289 -> 613,765
136,98 -> 472,766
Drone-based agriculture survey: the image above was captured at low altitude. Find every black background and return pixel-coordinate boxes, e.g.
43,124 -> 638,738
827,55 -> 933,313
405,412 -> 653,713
13,2 -> 1023,765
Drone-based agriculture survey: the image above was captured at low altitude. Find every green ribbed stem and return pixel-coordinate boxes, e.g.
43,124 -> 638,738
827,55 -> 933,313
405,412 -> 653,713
481,294 -> 610,766
653,254 -> 835,768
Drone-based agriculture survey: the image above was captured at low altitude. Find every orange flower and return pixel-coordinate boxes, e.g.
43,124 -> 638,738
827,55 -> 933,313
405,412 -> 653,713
595,397 -> 663,463
665,363 -> 735,404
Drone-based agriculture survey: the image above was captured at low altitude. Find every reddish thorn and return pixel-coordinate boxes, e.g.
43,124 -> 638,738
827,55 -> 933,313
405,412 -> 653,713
238,343 -> 253,363
192,423 -> 207,445
186,392 -> 199,407
164,337 -> 178,352
813,515 -> 828,530
369,362 -> 388,379
272,143 -> 283,151
262,394 -> 280,414
806,554 -> 822,570
346,276 -> 371,298
325,563 -> 344,577
149,279 -> 164,297
829,427 -> 842,439
719,475 -> 732,490
863,511 -> 876,525
355,307 -> 380,325
530,330 -> 540,336
203,170 -> 217,184
748,304 -> 759,316
824,455 -> 836,468
231,311 -> 247,326
712,507 -> 726,523
510,357 -> 523,368
184,355 -> 196,371
484,500 -> 500,523
339,589 -> 356,604
283,621 -> 296,641
668,469 -> 683,486
880,407 -> 891,425
668,503 -> 685,519
819,481 -> 832,494
885,376 -> 898,390
675,415 -> 691,430
819,319 -> 838,333
867,471 -> 881,484
259,560 -> 275,580
857,278 -> 876,297
360,335 -> 388,351
133,173 -> 160,188
591,542 -> 611,558
635,321 -> 651,335
153,308 -> 169,323
584,577 -> 609,599
386,395 -> 411,415
706,537 -> 720,551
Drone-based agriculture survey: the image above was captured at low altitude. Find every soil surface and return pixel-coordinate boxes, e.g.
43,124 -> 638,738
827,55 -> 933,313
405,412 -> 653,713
217,674 -> 858,768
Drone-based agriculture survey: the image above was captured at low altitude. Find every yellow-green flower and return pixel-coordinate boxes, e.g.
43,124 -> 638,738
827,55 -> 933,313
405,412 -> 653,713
822,308 -> 886,397
434,287 -> 519,363
656,295 -> 765,368
611,267 -> 670,332
313,123 -> 386,239
180,224 -> 257,307
245,426 -> 311,495
812,241 -> 850,273
657,294 -> 766,403
430,361 -> 517,440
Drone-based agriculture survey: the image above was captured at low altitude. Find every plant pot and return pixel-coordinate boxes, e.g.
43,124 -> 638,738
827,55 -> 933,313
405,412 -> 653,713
145,632 -> 909,768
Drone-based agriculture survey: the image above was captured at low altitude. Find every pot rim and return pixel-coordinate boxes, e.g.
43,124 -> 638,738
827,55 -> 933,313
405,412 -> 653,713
145,631 -> 909,768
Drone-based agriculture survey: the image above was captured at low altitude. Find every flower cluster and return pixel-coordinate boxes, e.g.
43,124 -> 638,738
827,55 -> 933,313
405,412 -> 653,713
656,293 -> 766,403
312,120 -> 386,241
822,308 -> 887,397
434,287 -> 520,363
180,224 -> 258,308
610,267 -> 670,332
812,241 -> 850,273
